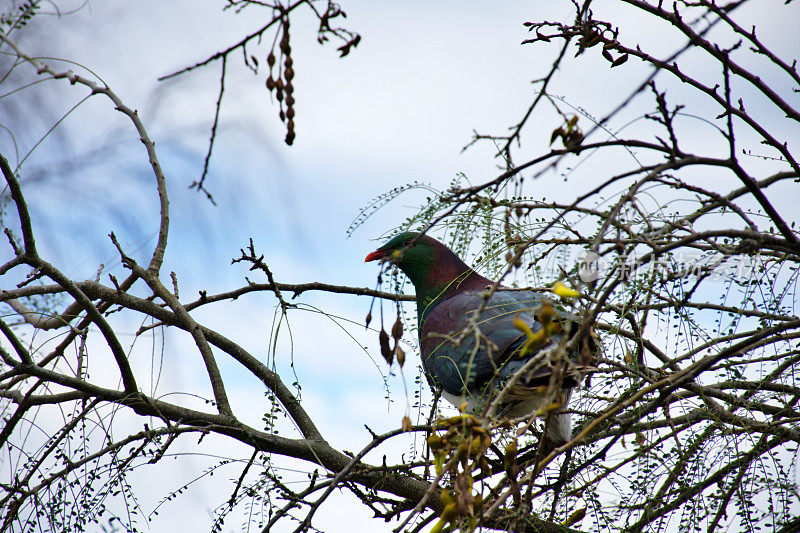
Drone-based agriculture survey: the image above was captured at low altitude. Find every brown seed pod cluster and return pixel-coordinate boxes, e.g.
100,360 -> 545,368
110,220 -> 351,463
378,314 -> 405,367
265,17 -> 296,145
427,412 -> 492,533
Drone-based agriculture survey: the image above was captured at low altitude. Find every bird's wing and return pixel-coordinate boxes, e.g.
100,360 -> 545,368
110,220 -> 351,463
420,289 -> 572,397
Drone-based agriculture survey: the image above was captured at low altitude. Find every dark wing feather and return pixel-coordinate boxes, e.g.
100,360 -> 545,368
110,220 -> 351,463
420,290 -> 576,397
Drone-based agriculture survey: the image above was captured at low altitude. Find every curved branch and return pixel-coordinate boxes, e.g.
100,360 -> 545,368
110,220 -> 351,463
0,153 -> 35,256
0,31 -> 171,275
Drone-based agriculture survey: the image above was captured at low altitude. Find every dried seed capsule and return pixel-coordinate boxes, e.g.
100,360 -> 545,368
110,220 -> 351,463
379,329 -> 392,364
395,346 -> 405,367
391,317 -> 403,340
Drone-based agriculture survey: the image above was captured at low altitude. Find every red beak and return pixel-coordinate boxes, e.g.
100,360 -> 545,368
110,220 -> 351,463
364,250 -> 386,262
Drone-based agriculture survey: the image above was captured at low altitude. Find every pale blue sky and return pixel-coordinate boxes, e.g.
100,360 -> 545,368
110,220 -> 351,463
2,1 -> 798,531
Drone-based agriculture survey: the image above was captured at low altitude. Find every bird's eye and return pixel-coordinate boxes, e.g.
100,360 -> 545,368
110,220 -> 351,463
403,239 -> 412,247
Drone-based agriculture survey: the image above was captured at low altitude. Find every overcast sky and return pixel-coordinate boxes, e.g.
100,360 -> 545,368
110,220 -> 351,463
2,1 -> 799,531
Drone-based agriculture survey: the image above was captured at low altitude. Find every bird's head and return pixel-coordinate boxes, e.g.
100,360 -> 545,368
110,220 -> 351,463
366,231 -> 459,318
366,231 -> 489,322
364,231 -> 434,280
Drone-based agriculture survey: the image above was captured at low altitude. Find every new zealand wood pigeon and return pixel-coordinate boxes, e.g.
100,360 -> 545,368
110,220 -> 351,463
366,231 -> 590,442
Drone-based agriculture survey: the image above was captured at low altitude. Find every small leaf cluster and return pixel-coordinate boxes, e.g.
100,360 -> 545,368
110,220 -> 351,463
549,115 -> 584,148
0,0 -> 39,30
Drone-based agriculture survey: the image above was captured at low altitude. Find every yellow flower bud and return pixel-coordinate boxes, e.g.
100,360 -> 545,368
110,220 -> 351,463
552,281 -> 580,298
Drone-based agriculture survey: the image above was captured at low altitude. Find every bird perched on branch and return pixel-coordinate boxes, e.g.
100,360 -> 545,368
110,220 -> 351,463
366,231 -> 593,443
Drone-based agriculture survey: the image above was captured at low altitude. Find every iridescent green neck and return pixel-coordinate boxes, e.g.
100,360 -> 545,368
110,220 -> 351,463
395,246 -> 479,324
413,269 -> 477,324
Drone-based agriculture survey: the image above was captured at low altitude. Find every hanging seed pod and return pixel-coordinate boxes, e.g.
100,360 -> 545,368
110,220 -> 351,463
391,316 -> 403,340
266,76 -> 275,91
379,329 -> 392,365
267,51 -> 276,68
503,439 -> 518,473
286,107 -> 295,120
395,346 -> 406,368
611,53 -> 629,67
365,310 -> 372,328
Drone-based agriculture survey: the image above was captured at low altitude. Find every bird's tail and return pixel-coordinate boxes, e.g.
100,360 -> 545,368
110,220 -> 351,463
546,388 -> 572,443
